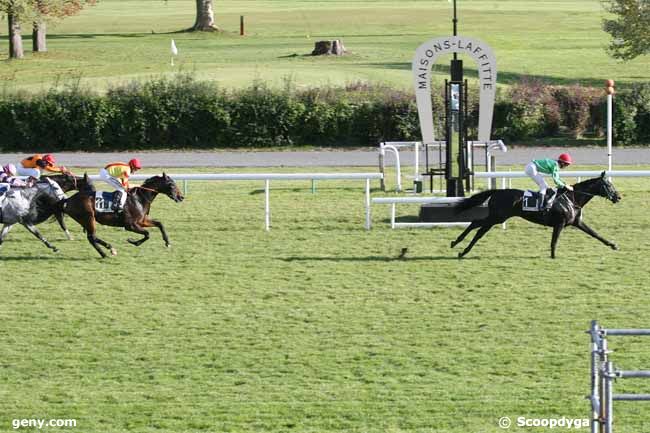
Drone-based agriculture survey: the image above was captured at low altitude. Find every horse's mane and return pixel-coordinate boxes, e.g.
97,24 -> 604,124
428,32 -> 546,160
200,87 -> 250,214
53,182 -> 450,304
573,175 -> 604,191
139,175 -> 163,189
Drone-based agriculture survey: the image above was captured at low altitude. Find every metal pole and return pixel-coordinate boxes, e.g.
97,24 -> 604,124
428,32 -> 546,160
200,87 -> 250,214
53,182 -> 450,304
379,144 -> 386,192
240,15 -> 245,36
590,321 -> 601,433
604,361 -> 614,433
490,155 -> 497,189
604,329 -> 650,336
391,203 -> 396,229
264,179 -> 270,231
365,178 -> 371,230
311,179 -> 316,193
613,394 -> 650,401
414,141 -> 420,193
617,370 -> 650,378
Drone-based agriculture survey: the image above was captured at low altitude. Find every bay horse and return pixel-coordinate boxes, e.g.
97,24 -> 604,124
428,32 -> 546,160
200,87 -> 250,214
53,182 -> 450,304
450,172 -> 621,258
63,173 -> 184,258
0,178 -> 67,253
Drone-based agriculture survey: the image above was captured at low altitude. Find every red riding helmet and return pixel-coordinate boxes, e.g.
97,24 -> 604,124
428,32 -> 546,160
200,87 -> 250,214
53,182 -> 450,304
129,158 -> 142,170
42,154 -> 56,165
558,153 -> 573,165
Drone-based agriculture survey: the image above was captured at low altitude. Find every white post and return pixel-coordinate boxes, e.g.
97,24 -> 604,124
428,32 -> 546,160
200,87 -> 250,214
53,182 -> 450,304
414,141 -> 420,181
391,203 -> 396,229
607,93 -> 613,174
365,178 -> 371,230
501,177 -> 507,230
264,179 -> 270,231
486,151 -> 492,189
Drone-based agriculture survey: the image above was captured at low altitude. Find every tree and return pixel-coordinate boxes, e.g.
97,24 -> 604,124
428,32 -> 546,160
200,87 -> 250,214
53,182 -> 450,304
603,0 -> 650,60
192,0 -> 218,31
0,0 -> 29,58
32,0 -> 97,52
0,0 -> 95,58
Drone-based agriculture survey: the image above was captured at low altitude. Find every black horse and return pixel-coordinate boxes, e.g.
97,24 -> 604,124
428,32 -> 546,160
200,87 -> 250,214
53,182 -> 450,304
450,172 -> 621,258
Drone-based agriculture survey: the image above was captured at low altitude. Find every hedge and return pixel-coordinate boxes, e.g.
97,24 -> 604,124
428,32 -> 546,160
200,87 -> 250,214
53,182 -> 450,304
0,75 -> 648,151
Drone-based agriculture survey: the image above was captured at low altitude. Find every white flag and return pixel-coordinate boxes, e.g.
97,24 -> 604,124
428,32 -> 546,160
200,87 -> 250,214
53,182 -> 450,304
171,39 -> 178,56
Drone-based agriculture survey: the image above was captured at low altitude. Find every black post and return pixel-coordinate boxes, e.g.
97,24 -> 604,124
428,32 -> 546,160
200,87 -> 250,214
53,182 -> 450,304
445,0 -> 466,197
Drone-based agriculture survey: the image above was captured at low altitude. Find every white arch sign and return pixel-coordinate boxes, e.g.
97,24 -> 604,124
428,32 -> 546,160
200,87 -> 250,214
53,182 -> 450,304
412,36 -> 497,143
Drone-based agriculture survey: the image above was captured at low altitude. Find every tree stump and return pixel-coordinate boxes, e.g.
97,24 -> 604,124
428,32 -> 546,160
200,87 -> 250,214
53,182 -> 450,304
312,40 -> 346,56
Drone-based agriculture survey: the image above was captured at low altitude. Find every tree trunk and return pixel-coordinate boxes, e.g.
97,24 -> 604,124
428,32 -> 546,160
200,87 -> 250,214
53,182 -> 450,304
33,21 -> 47,52
192,0 -> 219,32
312,40 -> 346,56
8,13 -> 24,59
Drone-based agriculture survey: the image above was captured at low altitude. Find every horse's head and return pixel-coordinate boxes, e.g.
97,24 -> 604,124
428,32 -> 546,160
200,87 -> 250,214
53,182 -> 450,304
47,172 -> 85,193
142,173 -> 184,203
598,171 -> 621,203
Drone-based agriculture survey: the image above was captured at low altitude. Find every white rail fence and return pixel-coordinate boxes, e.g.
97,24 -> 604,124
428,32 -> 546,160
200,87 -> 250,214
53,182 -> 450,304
88,172 -> 383,231
77,169 -> 649,231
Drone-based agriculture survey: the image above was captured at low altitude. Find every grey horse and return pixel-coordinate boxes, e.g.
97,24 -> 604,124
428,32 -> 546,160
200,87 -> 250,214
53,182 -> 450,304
0,178 -> 67,253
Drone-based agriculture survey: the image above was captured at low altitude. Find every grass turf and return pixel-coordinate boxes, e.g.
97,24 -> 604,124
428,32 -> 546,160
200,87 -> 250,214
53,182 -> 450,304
0,166 -> 648,432
1,1 -> 649,92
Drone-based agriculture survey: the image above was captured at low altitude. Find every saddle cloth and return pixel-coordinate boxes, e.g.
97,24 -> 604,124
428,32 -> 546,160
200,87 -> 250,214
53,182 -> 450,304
94,191 -> 116,213
522,190 -> 542,212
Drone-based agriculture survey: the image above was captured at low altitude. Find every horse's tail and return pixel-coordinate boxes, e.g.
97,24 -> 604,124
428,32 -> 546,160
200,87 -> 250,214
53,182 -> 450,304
454,190 -> 498,214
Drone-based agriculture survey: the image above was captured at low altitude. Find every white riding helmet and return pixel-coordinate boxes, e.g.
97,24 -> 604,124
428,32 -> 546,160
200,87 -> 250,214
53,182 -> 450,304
3,163 -> 17,176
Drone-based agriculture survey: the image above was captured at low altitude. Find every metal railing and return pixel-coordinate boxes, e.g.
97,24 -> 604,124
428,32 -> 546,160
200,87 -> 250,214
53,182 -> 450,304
589,320 -> 650,433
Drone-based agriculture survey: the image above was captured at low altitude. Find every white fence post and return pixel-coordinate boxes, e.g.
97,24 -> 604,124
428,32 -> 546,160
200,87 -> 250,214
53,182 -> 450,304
264,179 -> 270,231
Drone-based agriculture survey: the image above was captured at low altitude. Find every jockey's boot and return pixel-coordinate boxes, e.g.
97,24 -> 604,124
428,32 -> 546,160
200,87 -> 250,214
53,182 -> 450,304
112,190 -> 124,212
541,189 -> 556,211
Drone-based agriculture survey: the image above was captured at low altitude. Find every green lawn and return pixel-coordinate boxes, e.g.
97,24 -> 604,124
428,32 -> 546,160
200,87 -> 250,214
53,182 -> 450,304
0,166 -> 649,432
0,0 -> 649,92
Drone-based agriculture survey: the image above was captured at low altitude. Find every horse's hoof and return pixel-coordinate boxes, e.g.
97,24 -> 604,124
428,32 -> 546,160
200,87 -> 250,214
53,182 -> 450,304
457,252 -> 463,259
166,244 -> 171,248
450,241 -> 456,248
127,238 -> 137,245
65,232 -> 73,241
110,248 -> 117,256
52,248 -> 59,253
611,244 -> 619,251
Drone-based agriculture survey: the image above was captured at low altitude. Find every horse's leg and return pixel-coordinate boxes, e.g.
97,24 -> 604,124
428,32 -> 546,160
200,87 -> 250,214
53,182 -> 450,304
574,220 -> 618,251
143,218 -> 170,247
54,211 -> 73,240
0,224 -> 13,247
458,224 -> 494,258
125,224 -> 150,246
550,224 -> 565,259
22,223 -> 58,253
69,212 -> 114,258
451,221 -> 479,248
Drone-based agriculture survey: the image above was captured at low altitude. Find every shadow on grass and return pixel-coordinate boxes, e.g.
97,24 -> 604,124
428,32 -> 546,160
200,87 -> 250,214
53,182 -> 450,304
0,254 -> 95,261
282,255 -> 475,262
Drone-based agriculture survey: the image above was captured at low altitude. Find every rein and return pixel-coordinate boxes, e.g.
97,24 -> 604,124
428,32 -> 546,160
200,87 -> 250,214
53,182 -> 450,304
135,186 -> 159,194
